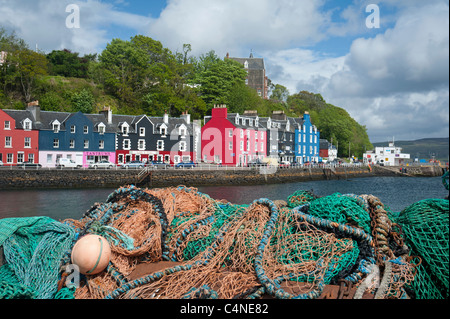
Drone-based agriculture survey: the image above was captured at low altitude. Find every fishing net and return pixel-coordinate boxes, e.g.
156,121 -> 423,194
0,184 -> 448,300
395,199 -> 449,299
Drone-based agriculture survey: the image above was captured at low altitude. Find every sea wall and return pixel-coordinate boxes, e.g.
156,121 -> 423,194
0,166 -> 372,190
0,165 -> 444,190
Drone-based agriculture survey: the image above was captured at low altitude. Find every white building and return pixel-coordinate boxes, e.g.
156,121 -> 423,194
363,142 -> 410,166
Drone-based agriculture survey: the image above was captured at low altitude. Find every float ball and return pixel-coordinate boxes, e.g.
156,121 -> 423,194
71,234 -> 111,275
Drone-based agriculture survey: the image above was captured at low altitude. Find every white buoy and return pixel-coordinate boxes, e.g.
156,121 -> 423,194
71,234 -> 111,275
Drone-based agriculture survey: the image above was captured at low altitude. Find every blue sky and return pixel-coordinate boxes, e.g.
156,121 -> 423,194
1,0 -> 448,143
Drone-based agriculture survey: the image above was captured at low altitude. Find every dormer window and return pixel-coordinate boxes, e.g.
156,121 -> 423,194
249,119 -> 253,127
160,123 -> 167,136
179,124 -> 187,137
121,122 -> 129,135
98,123 -> 106,135
23,118 -> 32,130
52,120 -> 60,133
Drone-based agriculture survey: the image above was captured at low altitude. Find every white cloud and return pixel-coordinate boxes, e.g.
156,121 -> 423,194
265,1 -> 449,142
146,0 -> 329,57
0,0 -> 151,54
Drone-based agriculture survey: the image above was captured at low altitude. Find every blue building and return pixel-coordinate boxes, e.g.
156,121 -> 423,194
258,110 -> 320,164
25,104 -> 116,167
294,111 -> 320,164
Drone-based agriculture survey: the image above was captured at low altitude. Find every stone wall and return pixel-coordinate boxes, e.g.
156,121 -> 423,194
0,166 -> 374,190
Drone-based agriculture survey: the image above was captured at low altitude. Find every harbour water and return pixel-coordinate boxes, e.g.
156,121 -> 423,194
0,176 -> 447,221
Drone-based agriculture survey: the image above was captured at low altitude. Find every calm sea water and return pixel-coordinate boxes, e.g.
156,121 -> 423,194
0,176 -> 447,221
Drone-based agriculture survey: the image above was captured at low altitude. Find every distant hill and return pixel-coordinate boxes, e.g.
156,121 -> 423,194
372,138 -> 449,162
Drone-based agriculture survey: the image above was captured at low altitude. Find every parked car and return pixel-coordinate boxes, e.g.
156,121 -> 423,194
56,158 -> 81,169
150,161 -> 171,169
175,161 -> 196,168
89,160 -> 115,169
247,159 -> 267,167
17,161 -> 42,168
121,160 -> 145,169
279,161 -> 291,168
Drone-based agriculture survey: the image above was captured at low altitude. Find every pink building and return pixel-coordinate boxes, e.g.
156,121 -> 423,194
201,105 -> 267,166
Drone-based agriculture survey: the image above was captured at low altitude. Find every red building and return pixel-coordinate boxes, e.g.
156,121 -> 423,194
201,105 -> 267,166
0,108 -> 39,165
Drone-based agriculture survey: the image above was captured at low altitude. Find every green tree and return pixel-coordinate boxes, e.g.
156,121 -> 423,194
270,84 -> 289,102
71,88 -> 94,113
46,49 -> 94,78
191,51 -> 247,109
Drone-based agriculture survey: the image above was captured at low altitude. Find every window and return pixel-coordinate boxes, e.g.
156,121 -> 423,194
122,124 -> 129,135
53,139 -> 59,148
229,141 -> 233,150
255,142 -> 258,152
99,140 -> 105,149
23,119 -> 31,130
84,126 -> 89,134
4,121 -> 10,130
249,119 -> 253,127
47,154 -> 52,164
240,141 -> 244,151
303,134 -> 306,143
139,127 -> 145,136
71,125 -> 76,133
7,153 -> 13,164
261,131 -> 264,140
123,139 -> 131,150
5,136 -> 12,147
246,141 -> 250,151
260,142 -> 264,152
84,140 -> 89,149
24,137 -> 31,148
179,126 -> 186,137
160,125 -> 167,136
17,153 -> 24,164
28,154 -> 34,163
70,140 -> 75,148
179,141 -> 187,152
310,135 -> 313,143
138,139 -> 145,150
118,154 -> 124,164
157,140 -> 164,151
240,129 -> 243,138
229,129 -> 233,138
98,124 -> 105,135
53,122 -> 60,133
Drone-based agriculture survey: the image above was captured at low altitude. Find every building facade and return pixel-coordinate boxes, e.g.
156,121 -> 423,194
294,112 -> 320,164
202,105 -> 267,166
115,112 -> 200,165
0,108 -> 39,165
227,52 -> 269,99
319,139 -> 338,162
33,108 -> 115,168
363,142 -> 410,166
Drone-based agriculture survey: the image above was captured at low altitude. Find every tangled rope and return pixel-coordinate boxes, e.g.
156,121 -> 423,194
1,185 -> 447,300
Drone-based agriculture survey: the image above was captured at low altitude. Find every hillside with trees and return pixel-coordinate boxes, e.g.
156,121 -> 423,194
1,27 -> 372,157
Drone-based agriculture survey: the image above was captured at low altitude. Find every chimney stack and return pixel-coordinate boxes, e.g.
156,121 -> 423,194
100,106 -> 113,124
181,111 -> 191,124
163,112 -> 169,124
27,100 -> 41,123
